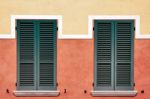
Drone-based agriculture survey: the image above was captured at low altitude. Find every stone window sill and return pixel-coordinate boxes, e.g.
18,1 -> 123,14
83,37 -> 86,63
13,90 -> 60,97
91,90 -> 137,96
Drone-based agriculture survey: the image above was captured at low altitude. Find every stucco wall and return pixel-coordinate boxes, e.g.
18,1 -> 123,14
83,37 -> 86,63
0,0 -> 150,35
0,0 -> 150,99
0,39 -> 150,99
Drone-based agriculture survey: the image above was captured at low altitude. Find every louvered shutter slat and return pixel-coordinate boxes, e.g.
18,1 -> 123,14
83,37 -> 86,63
17,21 -> 36,90
38,20 -> 57,90
94,20 -> 134,91
115,21 -> 134,90
94,21 -> 114,90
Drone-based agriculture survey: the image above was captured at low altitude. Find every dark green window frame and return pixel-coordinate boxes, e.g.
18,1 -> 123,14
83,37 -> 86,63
17,20 -> 57,91
94,20 -> 134,91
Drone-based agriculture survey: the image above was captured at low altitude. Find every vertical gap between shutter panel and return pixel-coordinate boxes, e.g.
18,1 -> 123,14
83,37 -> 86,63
113,21 -> 116,91
36,21 -> 40,90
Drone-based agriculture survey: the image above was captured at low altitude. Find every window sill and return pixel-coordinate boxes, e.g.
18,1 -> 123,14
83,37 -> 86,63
91,90 -> 137,96
13,90 -> 60,97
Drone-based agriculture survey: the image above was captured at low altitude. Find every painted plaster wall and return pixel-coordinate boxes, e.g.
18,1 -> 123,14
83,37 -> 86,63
0,39 -> 150,99
0,0 -> 150,35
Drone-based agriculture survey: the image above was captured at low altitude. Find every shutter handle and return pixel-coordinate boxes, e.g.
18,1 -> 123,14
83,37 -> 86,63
64,89 -> 67,93
84,90 -> 87,94
141,90 -> 144,93
6,89 -> 9,93
92,82 -> 94,87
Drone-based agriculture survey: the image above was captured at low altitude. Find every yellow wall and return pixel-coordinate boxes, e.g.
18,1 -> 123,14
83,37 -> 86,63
0,0 -> 150,35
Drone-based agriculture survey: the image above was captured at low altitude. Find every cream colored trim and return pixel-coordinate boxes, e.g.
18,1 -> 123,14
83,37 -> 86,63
0,34 -> 15,39
12,15 -> 62,38
14,90 -> 60,96
88,15 -> 146,39
1,15 -> 149,39
91,90 -> 137,96
58,34 -> 92,39
0,15 -> 62,39
10,15 -> 93,39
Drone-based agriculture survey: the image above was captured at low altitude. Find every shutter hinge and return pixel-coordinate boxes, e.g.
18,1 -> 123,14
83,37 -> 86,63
134,27 -> 135,31
93,27 -> 95,31
15,26 -> 18,31
6,89 -> 9,93
141,90 -> 144,93
92,82 -> 94,87
84,90 -> 87,94
64,89 -> 67,93
57,27 -> 58,31
133,83 -> 135,86
15,83 -> 17,86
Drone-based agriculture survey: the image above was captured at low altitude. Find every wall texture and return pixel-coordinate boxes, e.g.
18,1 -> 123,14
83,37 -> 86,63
0,0 -> 150,35
0,39 -> 150,99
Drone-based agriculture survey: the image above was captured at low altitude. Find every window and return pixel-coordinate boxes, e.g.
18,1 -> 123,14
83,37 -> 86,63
16,20 -> 58,93
92,20 -> 137,96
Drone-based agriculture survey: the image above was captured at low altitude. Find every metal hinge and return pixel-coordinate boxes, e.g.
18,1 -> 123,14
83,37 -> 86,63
92,82 -> 94,87
15,26 -> 18,31
93,27 -> 95,31
134,27 -> 135,31
57,27 -> 58,31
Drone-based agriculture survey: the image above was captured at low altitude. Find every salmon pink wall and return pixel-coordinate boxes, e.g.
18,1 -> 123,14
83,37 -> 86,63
0,39 -> 150,99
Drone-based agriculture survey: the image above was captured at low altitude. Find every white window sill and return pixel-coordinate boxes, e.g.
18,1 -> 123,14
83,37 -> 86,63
13,90 -> 60,97
91,90 -> 137,96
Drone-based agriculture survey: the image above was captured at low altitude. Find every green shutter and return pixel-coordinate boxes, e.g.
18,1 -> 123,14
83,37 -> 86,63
38,20 -> 57,90
17,20 -> 57,90
94,20 -> 134,91
115,21 -> 134,90
94,20 -> 114,90
17,20 -> 36,90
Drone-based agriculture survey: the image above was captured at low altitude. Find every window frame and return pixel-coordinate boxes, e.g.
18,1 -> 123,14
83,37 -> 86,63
92,19 -> 137,96
17,19 -> 57,91
13,16 -> 61,96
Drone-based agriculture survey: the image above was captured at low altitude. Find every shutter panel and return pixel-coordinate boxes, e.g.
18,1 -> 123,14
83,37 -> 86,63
38,20 -> 57,90
94,21 -> 114,90
115,21 -> 134,90
17,20 -> 36,90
